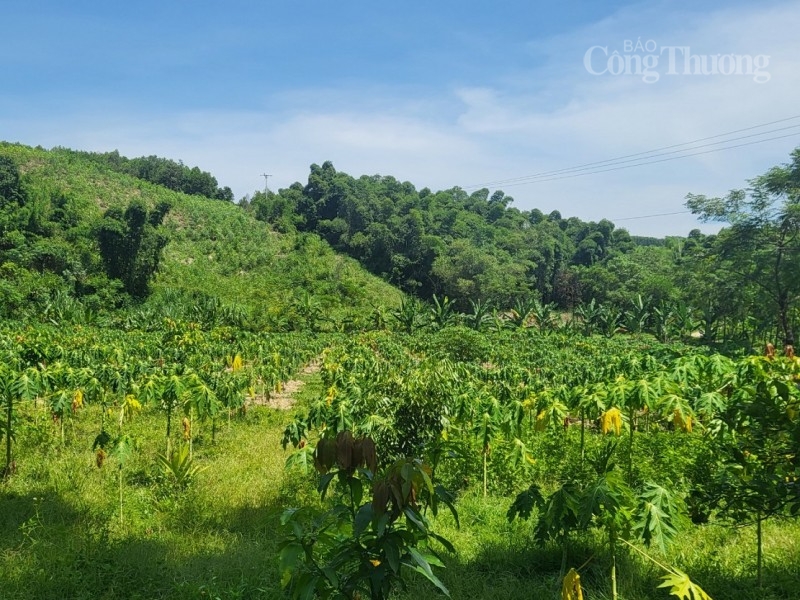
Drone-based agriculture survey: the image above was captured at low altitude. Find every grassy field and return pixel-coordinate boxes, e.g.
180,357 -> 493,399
2,364 -> 798,600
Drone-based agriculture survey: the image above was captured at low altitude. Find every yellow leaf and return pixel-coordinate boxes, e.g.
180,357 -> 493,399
672,409 -> 692,433
231,354 -> 243,372
71,389 -> 83,411
535,410 -> 548,432
658,569 -> 714,600
561,568 -> 584,600
601,407 -> 622,436
122,395 -> 142,422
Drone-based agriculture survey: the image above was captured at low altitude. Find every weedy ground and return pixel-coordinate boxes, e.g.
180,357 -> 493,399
1,384 -> 798,600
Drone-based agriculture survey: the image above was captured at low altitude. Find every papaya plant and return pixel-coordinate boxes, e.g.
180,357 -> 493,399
1,362 -> 40,478
280,431 -> 457,600
509,442 -> 688,600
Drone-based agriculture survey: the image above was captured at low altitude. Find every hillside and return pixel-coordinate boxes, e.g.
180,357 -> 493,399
0,143 -> 402,330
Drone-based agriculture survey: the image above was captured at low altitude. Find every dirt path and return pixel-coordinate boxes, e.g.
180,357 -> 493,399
249,358 -> 321,410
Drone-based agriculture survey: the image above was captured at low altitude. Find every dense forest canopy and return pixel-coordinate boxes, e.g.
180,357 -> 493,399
246,150 -> 800,347
1,141 -> 799,351
249,160 -> 640,308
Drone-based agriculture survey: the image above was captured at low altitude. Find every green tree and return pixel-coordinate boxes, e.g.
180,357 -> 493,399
97,199 -> 170,298
686,148 -> 800,344
0,156 -> 23,207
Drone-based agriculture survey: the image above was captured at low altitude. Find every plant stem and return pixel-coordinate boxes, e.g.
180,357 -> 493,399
189,407 -> 193,460
166,403 -> 172,455
483,448 -> 488,498
4,395 -> 12,477
610,526 -> 618,600
580,408 -> 586,471
119,465 -> 124,525
628,407 -> 635,484
618,538 -> 673,574
756,511 -> 763,588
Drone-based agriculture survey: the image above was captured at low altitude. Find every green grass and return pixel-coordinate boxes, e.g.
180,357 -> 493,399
3,397 -> 797,600
0,402 -> 298,599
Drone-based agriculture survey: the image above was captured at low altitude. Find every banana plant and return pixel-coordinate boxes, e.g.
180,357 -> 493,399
598,305 -> 623,337
624,294 -> 651,334
574,298 -> 602,336
529,299 -> 559,330
464,298 -> 492,331
391,298 -> 425,334
429,294 -> 456,330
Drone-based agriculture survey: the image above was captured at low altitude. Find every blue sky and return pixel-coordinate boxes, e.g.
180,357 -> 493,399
3,0 -> 799,235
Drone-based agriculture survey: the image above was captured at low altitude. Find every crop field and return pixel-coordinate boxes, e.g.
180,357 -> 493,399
1,323 -> 798,600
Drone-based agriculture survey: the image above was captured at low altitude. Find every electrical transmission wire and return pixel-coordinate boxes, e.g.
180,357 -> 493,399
496,131 -> 800,187
474,124 -> 800,186
466,131 -> 800,190
610,210 -> 692,222
463,115 -> 800,190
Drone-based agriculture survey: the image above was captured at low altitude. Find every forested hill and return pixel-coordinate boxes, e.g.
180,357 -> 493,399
58,147 -> 235,201
3,142 -> 798,346
247,151 -> 800,348
0,143 -> 401,330
248,160 -> 685,308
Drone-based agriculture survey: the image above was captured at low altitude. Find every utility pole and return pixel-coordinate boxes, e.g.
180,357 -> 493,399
261,173 -> 272,194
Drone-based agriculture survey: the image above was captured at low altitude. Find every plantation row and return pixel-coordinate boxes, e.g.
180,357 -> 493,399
1,323 -> 331,476
280,328 -> 800,599
2,321 -> 799,599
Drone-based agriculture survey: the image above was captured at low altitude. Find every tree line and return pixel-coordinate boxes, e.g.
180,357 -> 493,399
250,149 -> 800,347
58,148 -> 234,201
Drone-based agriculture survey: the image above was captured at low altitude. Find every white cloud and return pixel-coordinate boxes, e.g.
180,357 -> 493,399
3,1 -> 799,237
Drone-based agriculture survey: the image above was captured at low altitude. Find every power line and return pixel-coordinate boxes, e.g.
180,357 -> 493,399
473,131 -> 800,189
464,114 -> 800,190
610,210 -> 692,222
471,124 -> 800,187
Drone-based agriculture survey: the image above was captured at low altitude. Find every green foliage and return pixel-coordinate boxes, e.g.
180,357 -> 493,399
280,434 -> 457,600
157,443 -> 205,489
260,161 -> 640,308
0,155 -> 24,208
97,199 -> 171,298
63,148 -> 234,200
0,320 -> 798,599
0,143 -> 402,326
686,148 -> 800,345
658,568 -> 714,600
